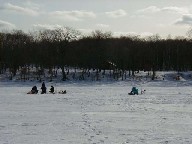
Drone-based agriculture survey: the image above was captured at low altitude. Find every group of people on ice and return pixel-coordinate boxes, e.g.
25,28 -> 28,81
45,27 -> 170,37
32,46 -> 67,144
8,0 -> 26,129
28,82 -> 144,95
27,82 -> 66,94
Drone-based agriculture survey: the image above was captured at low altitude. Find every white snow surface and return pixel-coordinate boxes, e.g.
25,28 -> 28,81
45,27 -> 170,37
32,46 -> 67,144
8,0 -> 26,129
1,71 -> 192,144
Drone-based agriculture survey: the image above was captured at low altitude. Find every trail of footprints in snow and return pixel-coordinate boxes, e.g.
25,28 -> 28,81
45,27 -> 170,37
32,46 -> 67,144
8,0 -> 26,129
80,101 -> 108,143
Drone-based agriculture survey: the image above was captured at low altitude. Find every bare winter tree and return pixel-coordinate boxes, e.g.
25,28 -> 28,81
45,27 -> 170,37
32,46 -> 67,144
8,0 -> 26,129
52,27 -> 81,81
91,30 -> 112,39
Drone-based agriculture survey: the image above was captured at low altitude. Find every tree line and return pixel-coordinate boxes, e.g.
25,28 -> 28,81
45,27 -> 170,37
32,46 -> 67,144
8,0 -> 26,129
0,27 -> 192,81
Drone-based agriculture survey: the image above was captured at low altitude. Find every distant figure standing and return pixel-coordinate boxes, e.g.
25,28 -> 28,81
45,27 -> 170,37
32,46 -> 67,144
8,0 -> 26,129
49,86 -> 54,93
41,82 -> 46,94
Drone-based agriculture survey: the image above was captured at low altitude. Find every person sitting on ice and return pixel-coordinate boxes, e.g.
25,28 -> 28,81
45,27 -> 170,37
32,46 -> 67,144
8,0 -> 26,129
49,86 -> 54,93
27,86 -> 38,94
128,87 -> 138,95
41,82 -> 47,94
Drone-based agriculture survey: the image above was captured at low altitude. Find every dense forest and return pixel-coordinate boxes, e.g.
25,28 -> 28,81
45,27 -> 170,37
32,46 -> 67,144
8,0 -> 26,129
0,27 -> 192,81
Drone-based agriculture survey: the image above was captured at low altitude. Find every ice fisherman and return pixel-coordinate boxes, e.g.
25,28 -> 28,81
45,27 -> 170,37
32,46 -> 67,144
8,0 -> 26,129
27,86 -> 38,94
129,87 -> 139,95
41,82 -> 46,94
49,86 -> 54,93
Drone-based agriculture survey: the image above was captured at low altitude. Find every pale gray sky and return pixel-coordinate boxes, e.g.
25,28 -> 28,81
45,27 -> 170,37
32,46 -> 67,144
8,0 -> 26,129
0,0 -> 192,37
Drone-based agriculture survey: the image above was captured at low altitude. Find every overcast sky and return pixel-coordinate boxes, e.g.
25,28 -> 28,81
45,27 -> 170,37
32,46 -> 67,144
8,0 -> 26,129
0,0 -> 192,37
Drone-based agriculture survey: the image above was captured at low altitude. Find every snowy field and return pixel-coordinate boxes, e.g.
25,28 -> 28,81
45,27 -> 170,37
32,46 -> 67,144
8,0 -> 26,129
1,79 -> 192,144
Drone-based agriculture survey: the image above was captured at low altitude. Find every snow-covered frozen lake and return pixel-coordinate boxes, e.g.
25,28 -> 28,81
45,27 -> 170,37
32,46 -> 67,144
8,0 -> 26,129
0,81 -> 192,144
